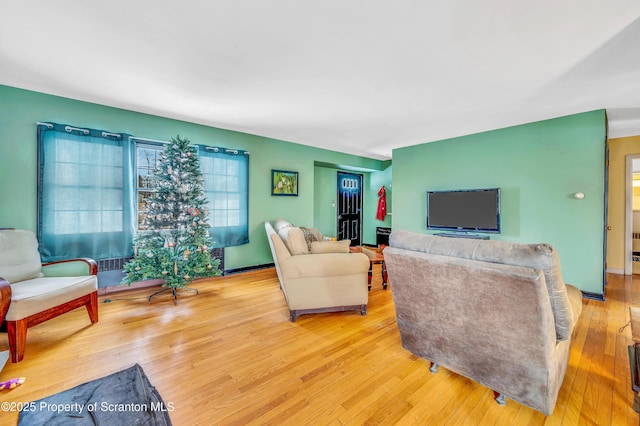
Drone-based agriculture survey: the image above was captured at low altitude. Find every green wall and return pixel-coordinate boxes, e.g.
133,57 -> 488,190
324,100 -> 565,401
1,85 -> 604,292
392,110 -> 607,295
313,166 -> 342,238
0,85 -> 385,270
368,162 -> 392,235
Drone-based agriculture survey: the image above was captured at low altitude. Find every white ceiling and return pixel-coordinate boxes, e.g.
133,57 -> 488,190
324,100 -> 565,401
2,1 -> 640,160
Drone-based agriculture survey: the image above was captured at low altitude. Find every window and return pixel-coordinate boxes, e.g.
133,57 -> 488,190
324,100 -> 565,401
198,146 -> 249,247
135,143 -> 163,230
133,142 -> 249,246
38,124 -> 249,261
37,123 -> 135,261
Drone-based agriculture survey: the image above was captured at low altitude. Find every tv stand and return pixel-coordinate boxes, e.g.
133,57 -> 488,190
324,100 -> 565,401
434,232 -> 490,240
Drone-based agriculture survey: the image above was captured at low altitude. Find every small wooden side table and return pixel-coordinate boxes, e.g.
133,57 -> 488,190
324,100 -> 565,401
350,245 -> 388,290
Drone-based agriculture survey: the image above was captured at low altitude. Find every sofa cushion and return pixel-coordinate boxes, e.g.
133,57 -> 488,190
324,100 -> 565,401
305,227 -> 324,242
310,240 -> 351,254
300,227 -> 320,250
0,229 -> 43,284
278,226 -> 310,255
274,219 -> 294,233
389,230 -> 578,341
6,275 -> 98,320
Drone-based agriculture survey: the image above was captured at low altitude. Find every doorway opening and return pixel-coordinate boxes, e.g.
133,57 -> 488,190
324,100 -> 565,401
625,155 -> 640,274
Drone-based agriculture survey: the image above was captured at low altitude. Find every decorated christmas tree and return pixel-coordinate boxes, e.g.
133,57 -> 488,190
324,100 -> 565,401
122,135 -> 221,301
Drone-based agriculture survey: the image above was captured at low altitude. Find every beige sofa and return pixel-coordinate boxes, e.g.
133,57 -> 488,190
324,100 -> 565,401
265,220 -> 370,321
384,230 -> 583,415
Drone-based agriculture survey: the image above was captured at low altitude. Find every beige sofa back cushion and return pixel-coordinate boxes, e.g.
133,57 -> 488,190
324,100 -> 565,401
389,230 -> 576,341
0,229 -> 43,283
278,227 -> 310,255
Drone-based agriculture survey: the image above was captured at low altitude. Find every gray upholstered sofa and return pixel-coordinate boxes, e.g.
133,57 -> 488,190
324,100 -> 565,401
384,230 -> 583,415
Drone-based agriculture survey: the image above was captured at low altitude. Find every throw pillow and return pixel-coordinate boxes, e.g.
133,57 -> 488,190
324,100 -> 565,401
299,227 -> 319,250
274,219 -> 294,233
310,240 -> 351,254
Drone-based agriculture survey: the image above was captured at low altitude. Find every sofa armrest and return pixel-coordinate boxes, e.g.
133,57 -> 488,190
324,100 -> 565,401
42,258 -> 98,276
0,277 -> 11,325
279,252 -> 370,279
269,233 -> 291,263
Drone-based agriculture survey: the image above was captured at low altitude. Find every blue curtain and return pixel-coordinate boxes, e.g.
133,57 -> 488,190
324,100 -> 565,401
198,145 -> 249,247
37,123 -> 135,261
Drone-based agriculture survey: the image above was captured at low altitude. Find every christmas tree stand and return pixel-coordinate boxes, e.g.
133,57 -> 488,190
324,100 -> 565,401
148,286 -> 199,305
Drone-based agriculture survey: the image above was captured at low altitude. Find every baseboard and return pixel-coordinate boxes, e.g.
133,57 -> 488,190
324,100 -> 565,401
98,279 -> 164,295
607,268 -> 625,275
224,263 -> 275,275
582,291 -> 605,301
99,264 -> 277,294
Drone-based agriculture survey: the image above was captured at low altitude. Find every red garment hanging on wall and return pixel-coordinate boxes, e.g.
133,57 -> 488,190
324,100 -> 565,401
376,186 -> 386,220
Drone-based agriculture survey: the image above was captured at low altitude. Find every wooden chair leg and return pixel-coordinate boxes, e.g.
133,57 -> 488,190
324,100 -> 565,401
6,319 -> 28,363
85,291 -> 99,323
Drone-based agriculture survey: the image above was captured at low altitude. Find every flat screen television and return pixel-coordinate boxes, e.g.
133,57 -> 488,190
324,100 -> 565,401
426,188 -> 501,234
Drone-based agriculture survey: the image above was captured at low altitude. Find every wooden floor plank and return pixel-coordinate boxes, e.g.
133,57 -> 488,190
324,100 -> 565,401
0,266 -> 639,425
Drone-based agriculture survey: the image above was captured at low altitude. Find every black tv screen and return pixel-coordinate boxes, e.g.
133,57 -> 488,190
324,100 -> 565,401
426,188 -> 501,233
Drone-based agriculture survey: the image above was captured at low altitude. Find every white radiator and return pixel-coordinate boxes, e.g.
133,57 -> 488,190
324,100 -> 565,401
96,257 -> 131,288
96,249 -> 225,288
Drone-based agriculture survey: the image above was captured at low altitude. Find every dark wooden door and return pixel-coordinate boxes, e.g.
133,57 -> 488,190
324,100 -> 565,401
337,172 -> 363,246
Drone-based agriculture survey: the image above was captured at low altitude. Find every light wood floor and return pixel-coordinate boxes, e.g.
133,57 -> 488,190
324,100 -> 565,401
0,267 -> 639,425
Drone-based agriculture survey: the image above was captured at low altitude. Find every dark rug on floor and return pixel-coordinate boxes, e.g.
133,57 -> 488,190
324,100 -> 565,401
19,363 -> 172,425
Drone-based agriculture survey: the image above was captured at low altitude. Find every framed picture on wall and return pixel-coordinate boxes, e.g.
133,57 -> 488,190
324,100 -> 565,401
271,170 -> 298,196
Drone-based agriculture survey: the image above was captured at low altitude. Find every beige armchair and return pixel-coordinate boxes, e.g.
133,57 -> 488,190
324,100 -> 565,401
0,229 -> 98,362
265,220 -> 370,321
